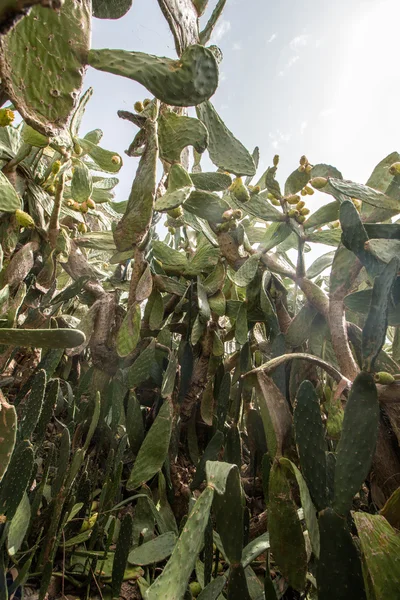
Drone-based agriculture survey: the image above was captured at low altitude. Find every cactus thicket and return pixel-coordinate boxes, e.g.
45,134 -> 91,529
0,1 -> 399,599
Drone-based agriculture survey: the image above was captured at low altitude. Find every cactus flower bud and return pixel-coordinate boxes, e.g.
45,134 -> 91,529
143,98 -> 151,107
374,372 -> 395,384
299,155 -> 308,166
389,162 -> 400,176
286,194 -> 301,205
0,108 -> 15,127
134,101 -> 144,113
273,154 -> 280,166
52,160 -> 62,175
86,198 -> 96,210
310,177 -> 328,189
15,209 -> 35,229
300,207 -> 310,216
229,177 -> 250,203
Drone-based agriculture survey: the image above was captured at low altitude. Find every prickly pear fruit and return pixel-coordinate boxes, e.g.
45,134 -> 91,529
374,372 -> 395,385
222,209 -> 234,221
167,207 -> 183,219
143,98 -> 151,107
230,177 -> 250,202
299,155 -> 308,166
78,223 -> 87,233
297,215 -> 306,224
86,198 -> 96,209
270,197 -> 281,206
189,581 -> 202,597
288,209 -> 299,218
310,177 -> 328,189
0,108 -> 15,127
273,154 -> 280,166
296,200 -> 305,210
286,194 -> 301,205
300,207 -> 310,216
15,210 -> 35,229
389,162 -> 400,175
134,101 -> 144,113
305,186 -> 314,195
52,160 -> 61,175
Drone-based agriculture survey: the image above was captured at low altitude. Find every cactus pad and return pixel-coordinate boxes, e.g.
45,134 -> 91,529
89,45 -> 218,107
158,109 -> 208,163
0,328 -> 85,348
0,395 -> 17,482
0,0 -> 91,136
93,0 -> 132,19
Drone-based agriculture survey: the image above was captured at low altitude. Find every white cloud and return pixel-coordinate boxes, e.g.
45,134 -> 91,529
268,33 -> 277,43
300,121 -> 308,135
210,19 -> 231,43
232,42 -> 242,51
320,107 -> 336,118
289,34 -> 310,50
279,54 -> 299,76
269,130 -> 292,149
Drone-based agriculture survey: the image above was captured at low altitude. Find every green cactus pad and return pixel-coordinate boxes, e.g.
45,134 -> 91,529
255,371 -> 292,459
362,258 -> 399,372
196,101 -> 256,176
333,372 -> 379,515
191,431 -> 225,491
127,401 -> 172,490
0,328 -> 85,348
0,0 -> 91,136
78,138 -> 123,173
158,109 -> 208,163
339,200 -> 380,277
190,172 -> 232,192
128,531 -> 177,565
34,378 -> 59,445
114,103 -> 158,251
112,513 -> 133,597
71,161 -> 93,203
0,440 -> 34,520
20,369 -> 46,440
212,464 -> 244,563
379,486 -> 400,530
116,303 -> 141,357
316,508 -> 366,600
227,564 -> 251,600
353,512 -> 400,599
89,45 -> 218,107
268,461 -> 307,592
126,340 -> 156,388
0,397 -> 17,482
145,486 -> 214,600
93,0 -> 132,19
0,171 -> 21,212
293,380 -> 327,512
7,492 -> 30,556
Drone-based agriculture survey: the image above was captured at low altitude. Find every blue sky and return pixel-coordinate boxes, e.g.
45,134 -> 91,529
82,0 -> 400,215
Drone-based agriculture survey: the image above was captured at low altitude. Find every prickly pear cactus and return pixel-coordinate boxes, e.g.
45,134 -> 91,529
0,0 -> 92,135
92,0 -> 132,19
0,394 -> 17,482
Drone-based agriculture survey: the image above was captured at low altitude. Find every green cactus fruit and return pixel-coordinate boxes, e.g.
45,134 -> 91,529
158,109 -> 208,164
20,369 -> 46,440
14,209 -> 34,229
0,108 -> 14,126
0,396 -> 17,483
92,0 -> 132,19
310,176 -> 328,189
229,177 -> 250,203
112,513 -> 133,597
89,44 -> 218,107
286,194 -> 301,205
374,371 -> 395,384
300,155 -> 308,166
333,372 -> 379,515
270,197 -> 281,206
288,209 -> 299,218
189,581 -> 202,597
296,200 -> 305,209
296,215 -> 306,224
134,100 -> 144,113
0,0 -> 91,136
293,380 -> 327,512
145,486 -> 214,600
268,461 -> 307,592
0,440 -> 34,520
389,162 -> 400,175
0,328 -> 85,349
317,508 -> 366,600
300,207 -> 310,216
196,100 -> 256,176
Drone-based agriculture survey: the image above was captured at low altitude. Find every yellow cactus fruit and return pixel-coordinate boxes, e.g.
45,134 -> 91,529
267,192 -> 275,200
286,194 -> 301,205
296,215 -> 306,224
134,101 -> 144,113
0,108 -> 15,127
389,162 -> 400,176
251,185 -> 261,195
73,141 -> 82,156
310,176 -> 328,189
189,582 -> 202,597
229,176 -> 250,202
296,200 -> 305,210
168,226 -> 176,234
47,185 -> 56,195
167,206 -> 183,219
15,209 -> 35,229
301,188 -> 307,196
77,222 -> 87,234
374,372 -> 395,384
80,512 -> 98,533
305,164 -> 313,174
305,186 -> 314,195
271,197 -> 281,206
111,155 -> 121,165
273,154 -> 280,167
300,207 -> 310,216
299,155 -> 308,166
66,199 -> 74,207
332,220 -> 340,228
222,209 -> 235,221
288,209 -> 299,218
86,198 -> 96,210
298,165 -> 306,173
232,209 -> 243,219
80,201 -> 89,213
352,198 -> 362,212
52,160 -> 62,175
143,98 -> 151,107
